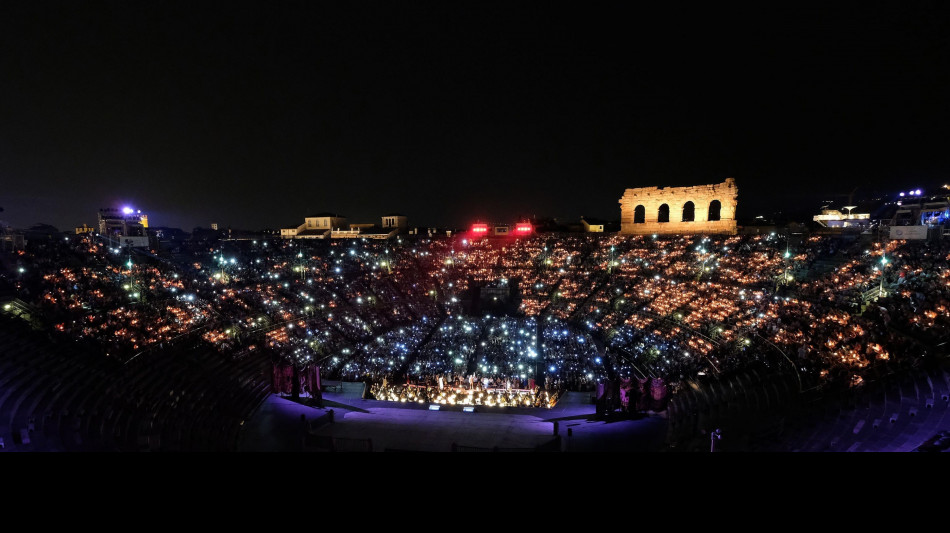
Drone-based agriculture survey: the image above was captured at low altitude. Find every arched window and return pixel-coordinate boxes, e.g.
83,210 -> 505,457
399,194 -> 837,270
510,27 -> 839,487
658,204 -> 670,223
708,200 -> 722,221
682,201 -> 695,222
634,205 -> 645,224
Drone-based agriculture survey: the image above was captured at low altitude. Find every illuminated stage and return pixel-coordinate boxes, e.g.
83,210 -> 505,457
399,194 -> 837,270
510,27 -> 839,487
370,383 -> 562,409
239,388 -> 669,452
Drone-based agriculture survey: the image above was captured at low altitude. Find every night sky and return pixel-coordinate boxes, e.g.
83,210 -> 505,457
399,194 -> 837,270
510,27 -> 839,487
1,2 -> 947,232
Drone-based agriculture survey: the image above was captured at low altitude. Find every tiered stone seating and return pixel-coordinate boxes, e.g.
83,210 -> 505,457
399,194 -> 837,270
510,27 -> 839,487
760,362 -> 950,452
0,316 -> 272,452
666,366 -> 801,451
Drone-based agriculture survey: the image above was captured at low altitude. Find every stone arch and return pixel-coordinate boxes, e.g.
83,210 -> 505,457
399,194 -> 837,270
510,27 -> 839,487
619,178 -> 737,235
682,201 -> 695,222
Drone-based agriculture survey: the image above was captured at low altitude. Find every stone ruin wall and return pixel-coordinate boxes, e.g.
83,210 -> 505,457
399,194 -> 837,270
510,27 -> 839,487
619,178 -> 738,235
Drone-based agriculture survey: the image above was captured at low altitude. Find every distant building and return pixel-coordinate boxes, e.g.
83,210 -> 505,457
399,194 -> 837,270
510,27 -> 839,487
813,206 -> 871,228
282,214 -> 407,240
877,191 -> 950,240
890,196 -> 950,228
581,216 -> 605,233
281,213 -> 348,239
381,214 -> 408,231
98,207 -> 149,247
332,215 -> 409,240
211,223 -> 218,230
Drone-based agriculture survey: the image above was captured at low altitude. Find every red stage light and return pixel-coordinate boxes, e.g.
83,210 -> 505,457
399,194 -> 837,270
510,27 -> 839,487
515,223 -> 532,233
471,224 -> 488,234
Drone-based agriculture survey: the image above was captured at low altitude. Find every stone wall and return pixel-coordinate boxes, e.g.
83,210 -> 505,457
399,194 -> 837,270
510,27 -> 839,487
619,178 -> 738,235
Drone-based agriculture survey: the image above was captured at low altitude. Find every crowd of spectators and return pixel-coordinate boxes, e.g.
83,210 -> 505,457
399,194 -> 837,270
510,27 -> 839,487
5,228 -> 950,409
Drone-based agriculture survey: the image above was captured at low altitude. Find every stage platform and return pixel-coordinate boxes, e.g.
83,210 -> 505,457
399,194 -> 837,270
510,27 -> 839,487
239,385 -> 669,452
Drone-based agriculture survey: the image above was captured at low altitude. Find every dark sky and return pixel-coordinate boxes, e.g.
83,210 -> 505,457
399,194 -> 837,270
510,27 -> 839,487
1,2 -> 947,231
